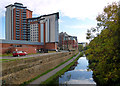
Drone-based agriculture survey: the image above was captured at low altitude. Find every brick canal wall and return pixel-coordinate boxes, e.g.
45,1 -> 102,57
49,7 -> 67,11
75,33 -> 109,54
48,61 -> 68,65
1,51 -> 78,84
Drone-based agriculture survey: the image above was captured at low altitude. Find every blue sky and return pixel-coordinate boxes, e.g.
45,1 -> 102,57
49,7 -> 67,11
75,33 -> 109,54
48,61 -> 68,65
0,0 -> 119,42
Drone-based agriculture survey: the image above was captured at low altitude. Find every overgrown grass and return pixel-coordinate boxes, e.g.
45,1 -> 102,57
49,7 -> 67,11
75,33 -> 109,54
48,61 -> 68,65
41,52 -> 83,85
20,52 -> 79,86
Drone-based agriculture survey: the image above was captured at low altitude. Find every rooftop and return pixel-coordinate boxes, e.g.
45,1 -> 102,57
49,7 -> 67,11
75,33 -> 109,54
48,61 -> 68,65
5,2 -> 32,12
27,12 -> 59,20
0,39 -> 44,45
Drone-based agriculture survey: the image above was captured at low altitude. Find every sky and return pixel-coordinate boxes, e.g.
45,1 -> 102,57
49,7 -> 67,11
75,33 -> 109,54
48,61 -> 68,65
0,0 -> 119,43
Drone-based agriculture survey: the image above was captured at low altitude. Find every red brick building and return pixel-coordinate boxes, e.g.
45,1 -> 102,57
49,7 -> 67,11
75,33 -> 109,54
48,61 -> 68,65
58,32 -> 78,50
0,40 -> 57,54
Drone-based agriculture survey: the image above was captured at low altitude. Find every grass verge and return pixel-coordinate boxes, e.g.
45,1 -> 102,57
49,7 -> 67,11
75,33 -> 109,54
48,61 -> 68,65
0,58 -> 21,62
41,52 -> 83,85
20,52 -> 79,86
0,53 -> 12,57
1,51 -> 57,57
0,57 -> 34,63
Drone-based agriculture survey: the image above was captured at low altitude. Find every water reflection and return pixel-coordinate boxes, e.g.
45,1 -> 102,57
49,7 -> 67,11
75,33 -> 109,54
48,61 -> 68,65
59,57 -> 96,84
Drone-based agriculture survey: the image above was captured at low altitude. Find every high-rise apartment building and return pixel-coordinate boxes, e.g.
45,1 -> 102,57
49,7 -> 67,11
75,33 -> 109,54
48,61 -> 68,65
5,2 -> 32,40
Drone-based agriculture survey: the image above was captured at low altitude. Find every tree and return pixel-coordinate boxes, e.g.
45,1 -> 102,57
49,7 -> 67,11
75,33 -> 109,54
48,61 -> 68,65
78,44 -> 84,52
85,2 -> 120,85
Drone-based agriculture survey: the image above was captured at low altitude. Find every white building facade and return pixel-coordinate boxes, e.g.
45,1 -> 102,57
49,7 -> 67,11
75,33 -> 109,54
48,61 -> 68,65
27,12 -> 59,44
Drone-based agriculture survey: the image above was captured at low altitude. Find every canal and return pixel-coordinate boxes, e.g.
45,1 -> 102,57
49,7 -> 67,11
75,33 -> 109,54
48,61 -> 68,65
58,56 -> 96,85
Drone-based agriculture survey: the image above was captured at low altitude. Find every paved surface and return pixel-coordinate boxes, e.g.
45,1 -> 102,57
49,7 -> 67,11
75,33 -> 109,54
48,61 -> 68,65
0,51 -> 68,59
28,52 -> 80,85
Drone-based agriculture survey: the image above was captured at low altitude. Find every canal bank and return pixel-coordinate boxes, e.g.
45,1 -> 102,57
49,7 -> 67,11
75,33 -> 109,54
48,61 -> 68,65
27,52 -> 82,85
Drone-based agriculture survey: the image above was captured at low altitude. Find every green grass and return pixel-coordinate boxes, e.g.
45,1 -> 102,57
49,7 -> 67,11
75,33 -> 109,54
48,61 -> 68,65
20,52 -> 79,86
0,56 -> 34,63
1,51 -> 57,57
41,52 -> 83,84
0,53 -> 12,57
28,53 -> 42,55
0,59 -> 9,61
1,52 -> 43,57
1,51 -> 63,63
48,51 -> 56,53
1,53 -> 39,57
0,58 -> 23,62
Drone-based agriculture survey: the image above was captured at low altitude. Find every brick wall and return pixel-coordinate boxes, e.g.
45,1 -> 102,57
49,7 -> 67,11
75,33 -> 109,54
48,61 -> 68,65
1,43 -> 43,54
0,43 -> 2,54
0,42 -> 58,54
45,42 -> 57,50
12,47 -> 37,54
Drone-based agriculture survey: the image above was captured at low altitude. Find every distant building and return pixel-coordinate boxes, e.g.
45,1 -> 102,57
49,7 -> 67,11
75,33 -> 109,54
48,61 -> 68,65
58,32 -> 78,50
78,42 -> 87,47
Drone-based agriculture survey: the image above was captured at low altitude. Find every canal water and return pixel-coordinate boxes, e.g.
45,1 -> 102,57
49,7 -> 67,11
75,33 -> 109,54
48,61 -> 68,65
58,56 -> 96,85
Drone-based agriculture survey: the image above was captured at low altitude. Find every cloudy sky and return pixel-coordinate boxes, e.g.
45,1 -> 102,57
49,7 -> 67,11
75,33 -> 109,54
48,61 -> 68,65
0,0 -> 119,42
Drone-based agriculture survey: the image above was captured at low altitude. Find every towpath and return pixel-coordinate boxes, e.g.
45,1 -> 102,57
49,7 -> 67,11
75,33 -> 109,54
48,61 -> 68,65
28,52 -> 80,85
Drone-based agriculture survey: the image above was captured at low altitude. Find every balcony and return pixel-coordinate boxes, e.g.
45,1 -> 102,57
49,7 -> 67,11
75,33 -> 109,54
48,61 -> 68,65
16,14 -> 19,16
16,24 -> 19,27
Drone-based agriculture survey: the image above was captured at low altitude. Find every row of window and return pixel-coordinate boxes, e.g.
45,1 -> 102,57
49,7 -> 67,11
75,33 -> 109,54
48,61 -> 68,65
30,34 -> 38,36
30,32 -> 38,34
31,36 -> 38,38
28,19 -> 38,22
30,24 -> 38,25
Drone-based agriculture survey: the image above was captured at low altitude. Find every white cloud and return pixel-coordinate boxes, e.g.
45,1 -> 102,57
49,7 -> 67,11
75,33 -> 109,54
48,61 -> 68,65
77,34 -> 89,43
66,79 -> 96,84
73,69 -> 87,72
0,0 -> 119,41
66,24 -> 95,29
59,19 -> 64,23
0,0 -> 119,19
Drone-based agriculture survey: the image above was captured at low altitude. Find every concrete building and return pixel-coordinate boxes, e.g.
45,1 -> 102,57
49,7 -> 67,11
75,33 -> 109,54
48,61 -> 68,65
27,12 -> 59,43
58,32 -> 78,50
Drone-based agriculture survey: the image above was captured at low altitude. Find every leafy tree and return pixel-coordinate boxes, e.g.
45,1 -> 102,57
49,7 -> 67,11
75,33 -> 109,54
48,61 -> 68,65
78,44 -> 84,52
86,2 -> 120,85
